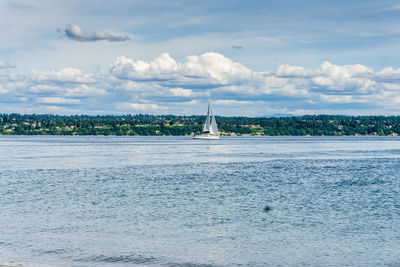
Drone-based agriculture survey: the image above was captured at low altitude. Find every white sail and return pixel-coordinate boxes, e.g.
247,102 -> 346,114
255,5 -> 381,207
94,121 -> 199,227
210,108 -> 218,135
203,102 -> 211,133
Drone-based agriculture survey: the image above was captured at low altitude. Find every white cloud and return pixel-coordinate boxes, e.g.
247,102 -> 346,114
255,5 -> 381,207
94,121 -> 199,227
309,61 -> 376,93
29,68 -> 95,83
110,53 -> 179,81
181,52 -> 253,84
381,83 -> 400,91
182,99 -> 198,105
275,64 -> 312,77
25,77 -> 106,97
38,97 -> 80,104
64,84 -> 107,96
1,80 -> 28,92
115,102 -> 167,111
0,61 -> 17,69
312,76 -> 333,86
107,53 -> 400,113
319,61 -> 373,77
110,52 -> 315,98
170,99 -> 199,107
114,80 -> 162,92
0,84 -> 7,94
376,67 -> 400,80
28,84 -> 63,93
35,105 -> 81,114
219,84 -> 258,94
110,52 -> 253,86
319,94 -> 367,103
65,24 -> 130,42
169,87 -> 193,97
289,109 -> 320,116
258,75 -> 309,97
214,100 -> 254,105
4,51 -> 400,115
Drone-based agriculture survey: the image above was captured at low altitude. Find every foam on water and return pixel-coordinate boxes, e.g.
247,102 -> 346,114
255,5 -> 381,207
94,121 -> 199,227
0,136 -> 400,266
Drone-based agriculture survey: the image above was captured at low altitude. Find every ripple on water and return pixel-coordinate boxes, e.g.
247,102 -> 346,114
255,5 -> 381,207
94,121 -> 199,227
75,254 -> 156,264
1,136 -> 400,266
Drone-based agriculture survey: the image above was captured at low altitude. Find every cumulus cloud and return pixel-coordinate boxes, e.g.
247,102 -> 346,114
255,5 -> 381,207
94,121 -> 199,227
319,61 -> 373,77
375,67 -> 400,80
111,52 -> 253,87
0,61 -> 17,69
111,53 -> 179,81
65,24 -> 130,42
169,87 -> 193,97
110,52 -> 315,98
5,51 -> 400,115
312,61 -> 375,91
9,67 -> 107,98
309,63 -> 378,97
183,52 -> 253,84
275,64 -> 313,77
312,76 -> 333,86
108,52 -> 400,112
0,66 -> 109,115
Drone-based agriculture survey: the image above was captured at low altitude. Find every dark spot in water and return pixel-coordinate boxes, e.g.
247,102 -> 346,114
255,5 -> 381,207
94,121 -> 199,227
264,206 -> 272,212
34,248 -> 70,256
75,254 -> 156,264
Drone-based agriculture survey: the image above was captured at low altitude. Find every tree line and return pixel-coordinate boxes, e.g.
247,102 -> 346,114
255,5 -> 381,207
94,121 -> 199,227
1,113 -> 400,136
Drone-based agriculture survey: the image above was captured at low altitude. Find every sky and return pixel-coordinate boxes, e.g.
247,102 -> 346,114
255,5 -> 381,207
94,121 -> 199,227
1,0 -> 400,116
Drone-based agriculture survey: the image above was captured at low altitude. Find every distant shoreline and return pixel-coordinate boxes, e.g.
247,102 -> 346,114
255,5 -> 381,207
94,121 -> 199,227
1,113 -> 400,136
0,134 -> 398,137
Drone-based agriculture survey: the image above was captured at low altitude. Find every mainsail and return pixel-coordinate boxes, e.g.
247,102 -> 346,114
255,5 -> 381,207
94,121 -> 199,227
202,102 -> 218,135
203,102 -> 211,133
210,109 -> 218,135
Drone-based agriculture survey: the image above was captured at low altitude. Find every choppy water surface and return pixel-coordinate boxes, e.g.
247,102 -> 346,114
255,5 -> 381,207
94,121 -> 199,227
0,136 -> 400,266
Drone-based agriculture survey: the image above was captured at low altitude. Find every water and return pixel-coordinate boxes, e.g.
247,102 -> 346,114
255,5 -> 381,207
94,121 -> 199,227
0,136 -> 399,266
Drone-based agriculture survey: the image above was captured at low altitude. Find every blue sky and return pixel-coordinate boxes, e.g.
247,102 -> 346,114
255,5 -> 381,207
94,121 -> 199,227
1,0 -> 400,116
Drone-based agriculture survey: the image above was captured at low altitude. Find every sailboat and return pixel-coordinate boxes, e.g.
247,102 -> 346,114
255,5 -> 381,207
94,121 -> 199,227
193,102 -> 219,139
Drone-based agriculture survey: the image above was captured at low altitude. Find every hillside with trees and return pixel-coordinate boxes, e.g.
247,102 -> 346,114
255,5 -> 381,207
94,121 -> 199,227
1,113 -> 400,136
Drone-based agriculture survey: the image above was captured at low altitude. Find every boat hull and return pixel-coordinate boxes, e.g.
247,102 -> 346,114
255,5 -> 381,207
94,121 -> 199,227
193,134 -> 220,139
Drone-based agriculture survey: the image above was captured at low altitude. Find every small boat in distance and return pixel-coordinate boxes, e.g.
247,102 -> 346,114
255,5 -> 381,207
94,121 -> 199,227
193,102 -> 219,139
